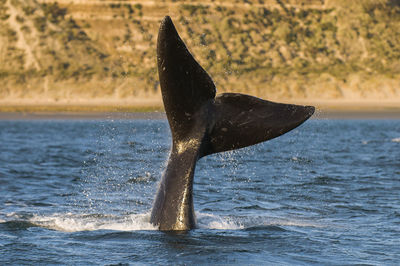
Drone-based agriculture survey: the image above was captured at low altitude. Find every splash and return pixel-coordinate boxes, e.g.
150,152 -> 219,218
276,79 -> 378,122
392,138 -> 400,143
1,212 -> 323,232
196,213 -> 244,230
28,213 -> 156,232
26,212 -> 246,232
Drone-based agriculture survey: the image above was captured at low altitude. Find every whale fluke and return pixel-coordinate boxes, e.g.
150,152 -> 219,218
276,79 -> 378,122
157,16 -> 216,140
150,16 -> 315,231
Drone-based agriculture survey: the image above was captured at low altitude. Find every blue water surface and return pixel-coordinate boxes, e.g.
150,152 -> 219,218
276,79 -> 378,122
0,118 -> 399,265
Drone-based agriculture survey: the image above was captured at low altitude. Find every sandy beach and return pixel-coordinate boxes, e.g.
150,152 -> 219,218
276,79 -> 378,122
0,98 -> 399,120
0,111 -> 166,120
1,110 -> 400,120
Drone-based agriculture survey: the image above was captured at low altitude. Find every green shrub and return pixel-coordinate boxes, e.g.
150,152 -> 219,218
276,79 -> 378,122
7,29 -> 17,41
181,4 -> 209,15
321,22 -> 337,32
33,16 -> 47,32
125,4 -> 134,14
42,3 -> 66,23
66,18 -> 79,29
14,15 -> 25,23
22,6 -> 36,16
21,25 -> 30,33
109,3 -> 121,8
0,12 -> 9,20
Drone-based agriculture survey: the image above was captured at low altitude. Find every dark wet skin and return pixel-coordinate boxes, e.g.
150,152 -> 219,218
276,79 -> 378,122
150,16 -> 315,231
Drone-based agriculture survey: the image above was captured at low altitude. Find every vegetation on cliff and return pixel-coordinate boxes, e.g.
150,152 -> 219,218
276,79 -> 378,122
0,0 -> 399,102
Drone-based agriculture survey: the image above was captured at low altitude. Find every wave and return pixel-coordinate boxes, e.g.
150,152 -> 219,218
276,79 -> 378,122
392,138 -> 400,143
0,212 -> 323,232
29,213 -> 156,232
196,213 -> 244,230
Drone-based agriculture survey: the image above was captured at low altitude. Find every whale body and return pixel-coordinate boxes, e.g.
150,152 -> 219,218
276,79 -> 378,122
150,16 -> 315,231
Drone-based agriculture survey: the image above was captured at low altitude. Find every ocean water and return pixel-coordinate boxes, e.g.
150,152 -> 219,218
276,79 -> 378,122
0,117 -> 399,265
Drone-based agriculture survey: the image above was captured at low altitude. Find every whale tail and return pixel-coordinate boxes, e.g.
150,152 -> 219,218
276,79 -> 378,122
151,16 -> 314,231
157,16 -> 314,157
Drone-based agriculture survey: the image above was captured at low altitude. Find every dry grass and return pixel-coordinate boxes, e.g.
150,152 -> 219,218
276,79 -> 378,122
0,0 -> 400,110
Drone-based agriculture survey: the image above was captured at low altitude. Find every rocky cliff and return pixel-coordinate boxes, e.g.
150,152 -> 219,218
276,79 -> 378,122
1,0 -> 399,104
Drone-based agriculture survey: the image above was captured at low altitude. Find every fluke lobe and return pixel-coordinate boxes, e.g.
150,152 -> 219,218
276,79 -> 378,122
150,16 -> 315,231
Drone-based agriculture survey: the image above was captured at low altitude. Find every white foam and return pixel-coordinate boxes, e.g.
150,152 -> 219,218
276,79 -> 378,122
28,213 -> 156,232
1,212 -> 323,232
196,212 -> 244,230
392,138 -> 400,143
28,212 -> 246,232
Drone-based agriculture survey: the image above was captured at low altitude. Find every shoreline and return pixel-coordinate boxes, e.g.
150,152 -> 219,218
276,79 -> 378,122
1,110 -> 400,120
0,111 -> 166,120
0,99 -> 399,120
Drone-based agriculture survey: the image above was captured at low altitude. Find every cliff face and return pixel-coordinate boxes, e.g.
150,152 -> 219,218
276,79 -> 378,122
0,0 -> 399,102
